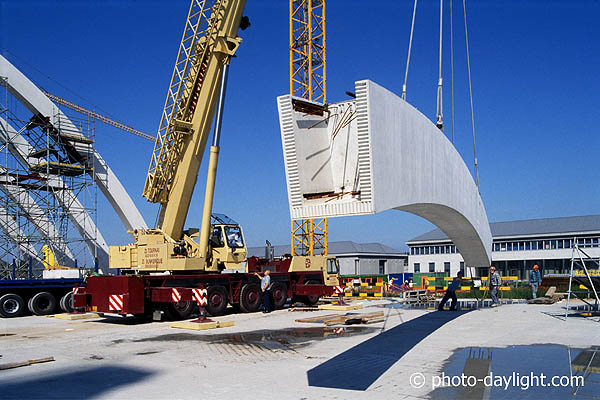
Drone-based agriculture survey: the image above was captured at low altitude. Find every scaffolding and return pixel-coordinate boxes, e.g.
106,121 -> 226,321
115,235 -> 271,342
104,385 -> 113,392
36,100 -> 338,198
0,76 -> 97,279
564,241 -> 600,321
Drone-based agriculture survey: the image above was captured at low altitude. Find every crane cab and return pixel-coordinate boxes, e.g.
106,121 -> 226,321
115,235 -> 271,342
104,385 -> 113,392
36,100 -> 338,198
207,214 -> 247,271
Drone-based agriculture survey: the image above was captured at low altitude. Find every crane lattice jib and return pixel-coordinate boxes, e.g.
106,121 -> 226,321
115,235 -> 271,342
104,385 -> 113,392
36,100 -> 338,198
143,0 -> 245,239
143,0 -> 242,205
41,91 -> 154,141
289,0 -> 328,256
290,0 -> 326,104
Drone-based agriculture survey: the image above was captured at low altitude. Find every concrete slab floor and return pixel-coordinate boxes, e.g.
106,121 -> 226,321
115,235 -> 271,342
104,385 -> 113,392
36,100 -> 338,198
0,300 -> 597,399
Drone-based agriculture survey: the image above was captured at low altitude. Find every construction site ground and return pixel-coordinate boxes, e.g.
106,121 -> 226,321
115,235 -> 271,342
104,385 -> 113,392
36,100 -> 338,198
0,299 -> 597,399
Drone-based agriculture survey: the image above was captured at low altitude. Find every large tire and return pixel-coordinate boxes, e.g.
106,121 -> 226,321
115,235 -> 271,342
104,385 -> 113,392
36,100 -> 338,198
165,301 -> 196,321
205,286 -> 228,316
59,292 -> 74,313
270,282 -> 288,310
303,280 -> 321,306
29,292 -> 57,316
0,293 -> 25,318
239,283 -> 262,313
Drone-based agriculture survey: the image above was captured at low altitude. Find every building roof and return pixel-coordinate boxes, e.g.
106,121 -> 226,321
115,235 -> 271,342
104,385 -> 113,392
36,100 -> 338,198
407,214 -> 600,243
247,240 -> 405,258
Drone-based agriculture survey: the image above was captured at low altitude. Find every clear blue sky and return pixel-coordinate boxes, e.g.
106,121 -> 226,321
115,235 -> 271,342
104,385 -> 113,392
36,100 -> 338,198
1,1 -> 598,252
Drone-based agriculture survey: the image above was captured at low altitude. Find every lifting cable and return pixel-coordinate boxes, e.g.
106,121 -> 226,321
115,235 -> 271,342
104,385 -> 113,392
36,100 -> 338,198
450,0 -> 455,144
435,0 -> 444,131
402,0 -> 418,101
462,0 -> 479,188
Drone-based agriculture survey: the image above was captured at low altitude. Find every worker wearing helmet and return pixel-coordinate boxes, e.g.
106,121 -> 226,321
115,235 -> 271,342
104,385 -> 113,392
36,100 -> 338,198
529,265 -> 542,299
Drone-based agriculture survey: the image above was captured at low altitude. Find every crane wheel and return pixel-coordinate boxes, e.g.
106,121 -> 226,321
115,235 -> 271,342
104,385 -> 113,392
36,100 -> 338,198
29,292 -> 57,315
0,293 -> 25,318
59,292 -> 74,313
239,283 -> 262,313
165,301 -> 195,320
270,282 -> 288,309
303,280 -> 321,306
206,286 -> 228,316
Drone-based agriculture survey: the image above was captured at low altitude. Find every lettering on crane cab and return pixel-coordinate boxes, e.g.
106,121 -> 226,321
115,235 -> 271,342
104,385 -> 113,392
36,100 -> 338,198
142,246 -> 163,268
305,258 -> 311,269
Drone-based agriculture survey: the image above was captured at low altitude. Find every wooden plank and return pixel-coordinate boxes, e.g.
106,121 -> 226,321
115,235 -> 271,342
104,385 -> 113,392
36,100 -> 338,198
295,313 -> 341,323
0,357 -> 54,370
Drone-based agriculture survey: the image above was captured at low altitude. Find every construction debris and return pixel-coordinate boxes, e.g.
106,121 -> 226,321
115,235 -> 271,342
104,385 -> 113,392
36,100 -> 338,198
528,286 -> 564,304
0,357 -> 54,370
295,311 -> 384,326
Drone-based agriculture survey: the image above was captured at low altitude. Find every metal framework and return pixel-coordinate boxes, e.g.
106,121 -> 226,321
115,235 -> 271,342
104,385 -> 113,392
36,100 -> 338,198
564,242 -> 600,321
289,0 -> 326,103
0,79 -> 98,278
41,91 -> 154,141
289,0 -> 327,256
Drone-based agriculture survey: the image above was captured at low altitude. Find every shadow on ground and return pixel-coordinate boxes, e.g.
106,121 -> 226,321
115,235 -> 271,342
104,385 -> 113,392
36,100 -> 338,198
0,365 -> 154,399
307,310 -> 470,390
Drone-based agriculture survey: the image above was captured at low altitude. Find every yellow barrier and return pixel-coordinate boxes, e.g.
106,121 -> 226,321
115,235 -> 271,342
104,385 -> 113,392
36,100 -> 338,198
481,276 -> 518,281
479,286 -> 511,291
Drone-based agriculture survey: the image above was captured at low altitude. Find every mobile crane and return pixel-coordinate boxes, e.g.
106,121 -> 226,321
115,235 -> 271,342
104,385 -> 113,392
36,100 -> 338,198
74,0 -> 339,319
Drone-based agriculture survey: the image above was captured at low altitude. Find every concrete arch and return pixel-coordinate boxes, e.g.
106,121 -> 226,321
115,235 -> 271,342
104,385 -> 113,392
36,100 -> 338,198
0,55 -> 147,234
277,80 -> 491,267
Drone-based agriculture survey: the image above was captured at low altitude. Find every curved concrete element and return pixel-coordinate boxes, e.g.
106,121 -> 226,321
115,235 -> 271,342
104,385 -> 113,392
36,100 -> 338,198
0,55 -> 147,234
277,80 -> 492,267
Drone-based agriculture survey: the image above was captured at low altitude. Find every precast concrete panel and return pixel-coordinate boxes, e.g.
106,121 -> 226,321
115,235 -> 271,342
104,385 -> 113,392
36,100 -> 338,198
278,80 -> 492,268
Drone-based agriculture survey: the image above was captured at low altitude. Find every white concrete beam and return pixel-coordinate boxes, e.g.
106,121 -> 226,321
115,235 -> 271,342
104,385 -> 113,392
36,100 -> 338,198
277,80 -> 492,267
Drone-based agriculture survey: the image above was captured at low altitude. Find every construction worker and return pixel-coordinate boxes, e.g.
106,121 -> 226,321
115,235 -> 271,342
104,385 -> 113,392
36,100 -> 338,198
529,264 -> 542,299
254,270 -> 271,313
489,266 -> 502,307
438,271 -> 463,311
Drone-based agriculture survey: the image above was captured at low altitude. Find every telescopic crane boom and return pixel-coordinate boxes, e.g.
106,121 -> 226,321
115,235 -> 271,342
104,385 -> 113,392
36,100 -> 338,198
109,0 -> 249,272
143,0 -> 247,244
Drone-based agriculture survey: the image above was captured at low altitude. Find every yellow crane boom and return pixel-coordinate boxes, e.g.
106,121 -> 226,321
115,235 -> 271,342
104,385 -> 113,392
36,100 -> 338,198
143,0 -> 246,245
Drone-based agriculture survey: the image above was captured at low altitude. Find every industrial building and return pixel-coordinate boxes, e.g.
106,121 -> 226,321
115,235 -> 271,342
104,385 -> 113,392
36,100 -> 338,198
247,241 -> 407,276
406,214 -> 600,279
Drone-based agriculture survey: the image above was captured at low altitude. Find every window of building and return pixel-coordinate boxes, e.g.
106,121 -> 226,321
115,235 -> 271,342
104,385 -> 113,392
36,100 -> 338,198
506,243 -> 512,251
593,238 -> 599,247
354,259 -> 359,275
493,243 -> 499,252
531,241 -> 537,250
444,262 -> 451,275
519,242 -> 524,251
525,241 -> 531,250
425,247 -> 430,255
379,260 -> 386,275
460,261 -> 465,271
435,246 -> 440,254
414,263 -> 420,273
429,262 -> 435,273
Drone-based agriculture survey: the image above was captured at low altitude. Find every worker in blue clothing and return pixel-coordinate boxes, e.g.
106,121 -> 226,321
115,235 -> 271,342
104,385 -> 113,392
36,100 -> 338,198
438,271 -> 463,311
254,270 -> 271,313
529,264 -> 542,299
489,266 -> 502,307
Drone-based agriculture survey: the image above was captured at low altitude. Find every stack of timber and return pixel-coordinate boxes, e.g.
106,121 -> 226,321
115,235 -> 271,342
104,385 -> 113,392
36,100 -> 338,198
295,311 -> 384,325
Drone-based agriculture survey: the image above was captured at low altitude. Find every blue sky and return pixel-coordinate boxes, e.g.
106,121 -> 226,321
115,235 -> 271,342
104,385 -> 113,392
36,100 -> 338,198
1,0 -> 598,252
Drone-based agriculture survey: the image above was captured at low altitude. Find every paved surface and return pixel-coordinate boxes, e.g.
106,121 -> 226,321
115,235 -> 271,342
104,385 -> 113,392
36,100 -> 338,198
0,300 -> 597,399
